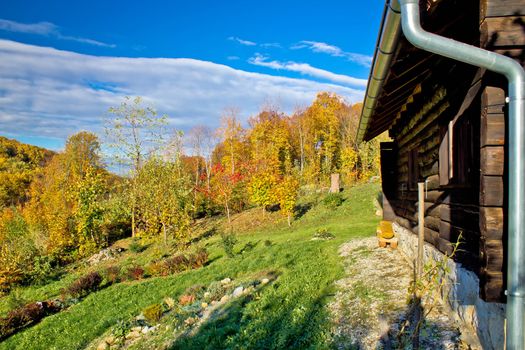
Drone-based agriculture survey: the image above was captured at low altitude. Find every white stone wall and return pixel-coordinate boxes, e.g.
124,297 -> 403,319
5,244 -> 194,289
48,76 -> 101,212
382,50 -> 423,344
392,222 -> 505,350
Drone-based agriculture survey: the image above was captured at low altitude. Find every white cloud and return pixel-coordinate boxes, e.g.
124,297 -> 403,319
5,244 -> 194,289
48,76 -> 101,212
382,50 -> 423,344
248,53 -> 367,88
228,36 -> 257,46
0,19 -> 57,35
260,42 -> 281,48
293,40 -> 372,67
0,18 -> 115,48
0,40 -> 364,142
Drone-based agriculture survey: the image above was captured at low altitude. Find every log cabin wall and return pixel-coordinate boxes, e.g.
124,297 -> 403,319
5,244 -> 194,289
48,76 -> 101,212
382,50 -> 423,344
477,0 -> 525,301
379,0 -> 525,303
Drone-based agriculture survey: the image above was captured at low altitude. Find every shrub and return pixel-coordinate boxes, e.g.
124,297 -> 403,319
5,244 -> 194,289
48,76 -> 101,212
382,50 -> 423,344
322,193 -> 344,208
264,240 -> 273,247
0,301 -> 59,339
128,240 -> 145,253
205,281 -> 227,302
164,255 -> 190,274
66,271 -> 103,299
221,232 -> 237,258
313,228 -> 335,240
126,266 -> 145,281
29,255 -> 57,285
188,249 -> 209,269
145,261 -> 166,277
178,294 -> 196,306
142,303 -> 163,323
103,265 -> 121,284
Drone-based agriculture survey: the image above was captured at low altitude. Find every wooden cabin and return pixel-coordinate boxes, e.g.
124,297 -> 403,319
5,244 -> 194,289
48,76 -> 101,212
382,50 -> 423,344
358,0 -> 525,305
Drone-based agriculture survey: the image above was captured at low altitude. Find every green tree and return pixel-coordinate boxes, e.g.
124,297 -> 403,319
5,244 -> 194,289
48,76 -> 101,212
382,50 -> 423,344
105,96 -> 168,237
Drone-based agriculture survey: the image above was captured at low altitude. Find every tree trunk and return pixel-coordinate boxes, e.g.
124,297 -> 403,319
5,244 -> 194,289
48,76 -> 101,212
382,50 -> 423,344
287,214 -> 291,227
225,201 -> 231,224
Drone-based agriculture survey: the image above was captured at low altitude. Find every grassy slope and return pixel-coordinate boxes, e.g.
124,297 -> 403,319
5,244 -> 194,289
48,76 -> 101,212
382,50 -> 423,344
0,182 -> 380,350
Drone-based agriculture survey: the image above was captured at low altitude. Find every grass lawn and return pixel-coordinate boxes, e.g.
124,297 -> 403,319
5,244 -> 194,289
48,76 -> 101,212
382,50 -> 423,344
0,182 -> 380,350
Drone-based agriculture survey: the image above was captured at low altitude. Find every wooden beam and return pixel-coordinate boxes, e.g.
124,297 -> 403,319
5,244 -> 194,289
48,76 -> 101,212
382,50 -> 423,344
480,175 -> 505,207
481,16 -> 525,48
480,206 -> 504,240
481,0 -> 525,19
481,146 -> 505,176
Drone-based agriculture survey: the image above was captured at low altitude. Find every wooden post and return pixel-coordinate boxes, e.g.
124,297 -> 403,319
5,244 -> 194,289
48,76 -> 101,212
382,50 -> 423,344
417,182 -> 425,278
330,173 -> 340,193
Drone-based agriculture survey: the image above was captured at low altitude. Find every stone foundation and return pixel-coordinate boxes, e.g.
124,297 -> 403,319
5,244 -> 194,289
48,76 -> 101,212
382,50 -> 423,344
393,222 -> 505,350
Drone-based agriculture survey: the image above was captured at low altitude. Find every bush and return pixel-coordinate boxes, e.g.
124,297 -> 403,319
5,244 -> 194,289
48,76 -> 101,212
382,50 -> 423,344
221,232 -> 237,258
164,255 -> 190,274
126,266 -> 145,281
145,261 -> 166,277
66,271 -> 103,299
0,301 -> 60,339
188,249 -> 209,269
322,193 -> 344,208
103,265 -> 121,284
142,303 -> 163,323
128,240 -> 145,253
313,228 -> 335,240
205,281 -> 227,302
29,256 -> 57,285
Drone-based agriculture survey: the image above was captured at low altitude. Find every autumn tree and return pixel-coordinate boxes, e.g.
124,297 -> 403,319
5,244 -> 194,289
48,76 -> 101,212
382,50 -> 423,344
105,96 -> 167,237
275,175 -> 300,226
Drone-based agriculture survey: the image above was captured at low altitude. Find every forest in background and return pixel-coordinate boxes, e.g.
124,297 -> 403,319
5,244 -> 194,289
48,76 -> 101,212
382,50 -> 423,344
0,92 -> 384,294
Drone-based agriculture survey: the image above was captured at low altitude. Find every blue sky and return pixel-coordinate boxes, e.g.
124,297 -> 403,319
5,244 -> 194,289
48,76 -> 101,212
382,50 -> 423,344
0,0 -> 384,150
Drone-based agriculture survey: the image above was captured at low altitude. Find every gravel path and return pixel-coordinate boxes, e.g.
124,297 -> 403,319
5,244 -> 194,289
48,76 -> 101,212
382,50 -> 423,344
329,237 -> 468,350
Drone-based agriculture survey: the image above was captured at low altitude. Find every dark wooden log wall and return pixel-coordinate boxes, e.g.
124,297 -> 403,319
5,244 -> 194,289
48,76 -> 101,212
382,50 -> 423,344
476,0 -> 525,301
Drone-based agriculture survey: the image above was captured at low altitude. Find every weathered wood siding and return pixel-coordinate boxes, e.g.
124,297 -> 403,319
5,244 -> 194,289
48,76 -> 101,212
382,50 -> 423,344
380,0 -> 525,303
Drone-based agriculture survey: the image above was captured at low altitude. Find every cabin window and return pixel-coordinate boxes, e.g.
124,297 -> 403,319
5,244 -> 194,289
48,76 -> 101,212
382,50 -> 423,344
439,115 -> 474,187
408,148 -> 419,190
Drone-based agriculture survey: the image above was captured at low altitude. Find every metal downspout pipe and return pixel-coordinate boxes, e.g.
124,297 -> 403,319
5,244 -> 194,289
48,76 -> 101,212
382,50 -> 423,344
399,0 -> 525,348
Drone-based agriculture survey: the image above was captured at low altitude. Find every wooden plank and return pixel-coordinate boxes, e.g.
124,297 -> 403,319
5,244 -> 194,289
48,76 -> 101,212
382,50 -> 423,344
481,0 -> 525,18
481,16 -> 525,48
481,112 -> 505,147
480,270 -> 504,302
439,204 -> 480,230
425,216 -> 441,231
480,206 -> 504,240
480,146 -> 504,176
413,225 -> 440,246
480,238 -> 504,272
482,86 -> 506,114
480,175 -> 504,207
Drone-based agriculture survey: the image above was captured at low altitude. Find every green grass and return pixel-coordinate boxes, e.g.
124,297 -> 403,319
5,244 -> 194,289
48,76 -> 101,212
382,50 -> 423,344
0,182 -> 380,350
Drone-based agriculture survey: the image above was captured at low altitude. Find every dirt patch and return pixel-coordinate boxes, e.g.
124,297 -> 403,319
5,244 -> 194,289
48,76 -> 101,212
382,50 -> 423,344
329,237 -> 469,349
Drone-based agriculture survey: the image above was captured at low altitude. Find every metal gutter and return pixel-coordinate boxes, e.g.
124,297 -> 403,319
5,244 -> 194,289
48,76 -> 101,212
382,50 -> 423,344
356,0 -> 401,143
398,0 -> 525,348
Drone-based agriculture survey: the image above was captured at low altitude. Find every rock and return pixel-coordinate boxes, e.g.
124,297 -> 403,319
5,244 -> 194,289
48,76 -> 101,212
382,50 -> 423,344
220,295 -> 230,303
104,336 -> 116,345
211,300 -> 217,306
184,317 -> 197,326
125,331 -> 141,339
221,277 -> 231,284
87,248 -> 118,265
261,278 -> 270,285
142,326 -> 154,334
131,326 -> 142,332
203,292 -> 211,299
97,341 -> 109,350
232,286 -> 244,297
136,313 -> 146,321
201,302 -> 209,308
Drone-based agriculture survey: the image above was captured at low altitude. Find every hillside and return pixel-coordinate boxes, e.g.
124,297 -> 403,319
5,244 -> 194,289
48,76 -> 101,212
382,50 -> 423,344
0,183 -> 380,349
0,136 -> 55,207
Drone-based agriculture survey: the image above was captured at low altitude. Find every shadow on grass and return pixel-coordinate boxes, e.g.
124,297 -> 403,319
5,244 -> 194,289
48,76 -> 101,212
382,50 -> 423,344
168,283 -> 341,350
294,203 -> 313,220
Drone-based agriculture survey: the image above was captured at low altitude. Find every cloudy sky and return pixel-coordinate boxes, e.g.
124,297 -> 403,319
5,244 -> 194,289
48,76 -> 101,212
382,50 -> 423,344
0,0 -> 384,150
